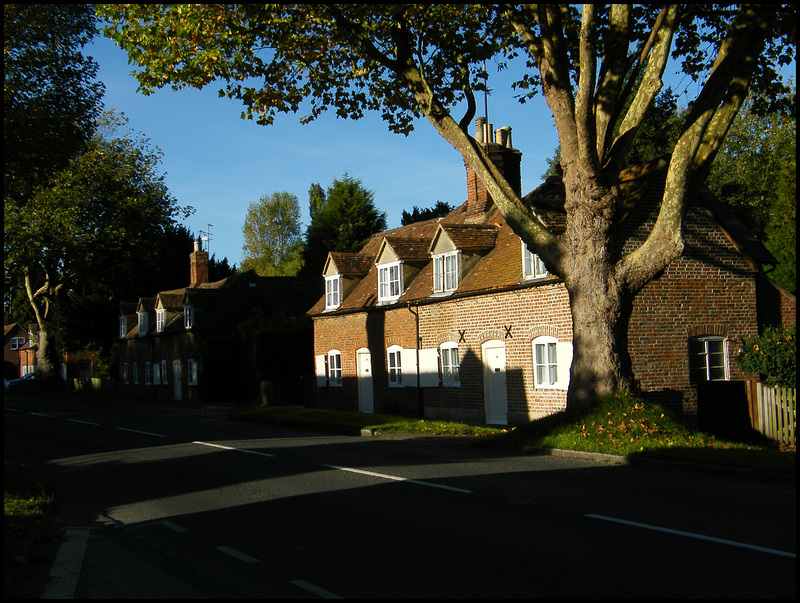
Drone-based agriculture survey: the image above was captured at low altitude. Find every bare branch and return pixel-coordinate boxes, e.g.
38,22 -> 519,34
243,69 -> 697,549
575,4 -> 598,169
604,5 -> 678,174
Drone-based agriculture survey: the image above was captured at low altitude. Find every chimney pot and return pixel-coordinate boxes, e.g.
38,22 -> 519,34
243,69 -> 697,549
475,117 -> 486,144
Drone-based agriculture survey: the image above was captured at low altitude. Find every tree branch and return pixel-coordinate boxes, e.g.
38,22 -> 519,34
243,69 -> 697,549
604,5 -> 678,175
575,4 -> 598,170
594,4 -> 631,161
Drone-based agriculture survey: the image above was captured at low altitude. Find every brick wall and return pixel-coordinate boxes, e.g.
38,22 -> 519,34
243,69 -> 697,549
314,281 -> 573,423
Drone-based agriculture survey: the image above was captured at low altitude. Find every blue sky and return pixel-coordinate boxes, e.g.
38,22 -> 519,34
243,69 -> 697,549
89,33 -> 561,268
89,31 -> 794,269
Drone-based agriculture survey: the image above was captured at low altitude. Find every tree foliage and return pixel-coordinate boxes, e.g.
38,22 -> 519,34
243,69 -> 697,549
241,192 -> 305,276
401,201 -> 455,225
736,323 -> 796,388
5,112 -> 190,374
301,173 -> 387,276
4,4 -> 104,203
706,91 -> 796,293
99,4 -> 796,407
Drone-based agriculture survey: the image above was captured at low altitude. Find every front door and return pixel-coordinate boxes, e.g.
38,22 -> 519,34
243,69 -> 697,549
482,340 -> 508,425
357,348 -> 374,413
173,360 -> 182,401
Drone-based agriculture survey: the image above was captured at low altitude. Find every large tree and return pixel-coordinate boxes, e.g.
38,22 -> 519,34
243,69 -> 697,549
301,173 -> 388,276
4,4 -> 103,203
4,112 -> 190,377
98,4 -> 796,407
241,191 -> 305,276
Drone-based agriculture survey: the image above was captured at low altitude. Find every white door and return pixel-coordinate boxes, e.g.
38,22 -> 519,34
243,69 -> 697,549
482,340 -> 508,425
173,360 -> 182,401
357,348 -> 374,413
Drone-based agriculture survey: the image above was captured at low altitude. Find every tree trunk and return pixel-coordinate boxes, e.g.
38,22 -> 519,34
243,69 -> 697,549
35,325 -> 57,380
561,171 -> 634,407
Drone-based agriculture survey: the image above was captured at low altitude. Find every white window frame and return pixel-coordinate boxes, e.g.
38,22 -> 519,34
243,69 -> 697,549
161,359 -> 168,385
156,309 -> 166,333
689,336 -> 729,382
188,358 -> 198,385
184,305 -> 194,330
387,345 -> 403,387
327,350 -> 342,386
378,262 -> 402,303
433,251 -> 460,293
440,342 -> 461,387
533,336 -> 559,388
522,244 -> 548,280
325,275 -> 341,310
144,362 -> 152,385
137,311 -> 148,337
119,316 -> 127,339
10,336 -> 25,351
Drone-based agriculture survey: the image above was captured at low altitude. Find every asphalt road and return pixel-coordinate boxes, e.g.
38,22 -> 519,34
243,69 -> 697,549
4,394 -> 796,599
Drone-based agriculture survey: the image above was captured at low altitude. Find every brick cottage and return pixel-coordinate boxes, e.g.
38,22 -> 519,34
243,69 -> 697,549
308,119 -> 795,426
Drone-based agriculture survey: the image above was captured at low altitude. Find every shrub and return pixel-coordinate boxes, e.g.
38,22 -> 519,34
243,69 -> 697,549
736,323 -> 796,388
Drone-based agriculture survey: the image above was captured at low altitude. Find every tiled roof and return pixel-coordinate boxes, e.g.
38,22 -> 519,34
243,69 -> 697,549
435,223 -> 498,252
328,252 -> 374,276
380,236 -> 434,262
309,158 -> 773,317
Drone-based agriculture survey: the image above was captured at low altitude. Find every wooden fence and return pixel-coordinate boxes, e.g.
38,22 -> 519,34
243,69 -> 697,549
696,381 -> 796,446
749,382 -> 796,447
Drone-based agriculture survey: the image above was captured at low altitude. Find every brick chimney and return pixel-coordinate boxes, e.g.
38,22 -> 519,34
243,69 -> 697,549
465,118 -> 522,215
190,240 -> 209,285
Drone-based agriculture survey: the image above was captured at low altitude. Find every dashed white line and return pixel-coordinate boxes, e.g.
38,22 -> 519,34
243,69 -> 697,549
157,520 -> 187,533
586,514 -> 796,558
30,412 -> 54,418
215,545 -> 258,563
292,580 -> 342,599
116,427 -> 166,438
323,464 -> 473,494
66,418 -> 100,426
193,441 -> 275,457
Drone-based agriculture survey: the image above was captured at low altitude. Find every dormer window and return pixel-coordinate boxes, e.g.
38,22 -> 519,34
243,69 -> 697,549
184,305 -> 194,330
433,251 -> 460,293
325,275 -> 341,310
522,244 -> 548,280
137,311 -> 148,337
156,309 -> 166,333
378,261 -> 402,302
119,316 -> 127,339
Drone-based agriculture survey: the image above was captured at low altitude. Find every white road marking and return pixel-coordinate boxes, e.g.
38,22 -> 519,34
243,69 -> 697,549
42,529 -> 91,599
116,427 -> 166,438
586,514 -> 796,558
323,464 -> 473,494
193,440 -> 276,457
158,520 -> 187,533
215,545 -> 258,563
66,418 -> 100,426
292,579 -> 343,599
30,412 -> 54,417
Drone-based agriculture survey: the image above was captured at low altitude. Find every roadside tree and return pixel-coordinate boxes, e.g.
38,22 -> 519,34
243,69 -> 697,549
301,173 -> 387,276
241,192 -> 305,276
4,113 -> 190,378
99,4 -> 795,407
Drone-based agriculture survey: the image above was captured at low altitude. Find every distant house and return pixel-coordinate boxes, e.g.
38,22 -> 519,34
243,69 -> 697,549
3,318 -> 38,380
308,119 -> 795,426
117,242 -> 321,404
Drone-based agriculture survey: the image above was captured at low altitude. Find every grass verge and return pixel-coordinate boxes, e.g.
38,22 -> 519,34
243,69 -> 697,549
4,460 -> 59,598
230,391 -> 795,475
